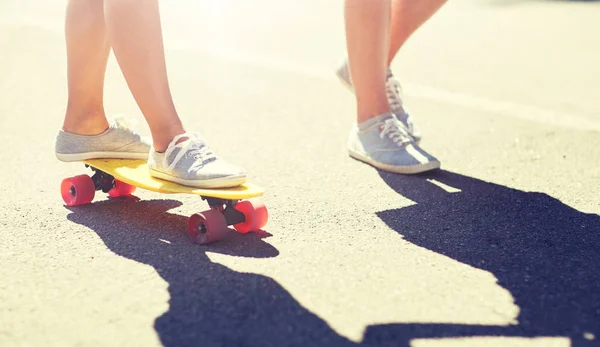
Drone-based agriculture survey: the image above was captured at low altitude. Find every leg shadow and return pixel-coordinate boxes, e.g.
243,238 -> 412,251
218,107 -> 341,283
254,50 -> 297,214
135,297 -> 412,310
363,170 -> 600,346
66,197 -> 356,347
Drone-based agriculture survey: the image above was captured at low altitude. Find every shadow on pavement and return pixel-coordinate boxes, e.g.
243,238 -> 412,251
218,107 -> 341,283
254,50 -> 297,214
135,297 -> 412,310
368,170 -> 600,347
66,199 -> 355,347
65,171 -> 600,346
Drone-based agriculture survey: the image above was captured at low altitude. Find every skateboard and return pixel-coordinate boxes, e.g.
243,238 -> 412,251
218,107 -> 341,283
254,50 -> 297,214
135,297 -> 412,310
60,159 -> 268,245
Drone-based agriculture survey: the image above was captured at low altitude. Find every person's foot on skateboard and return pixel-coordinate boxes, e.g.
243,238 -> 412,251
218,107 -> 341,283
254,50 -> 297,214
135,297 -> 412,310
336,62 -> 422,144
148,133 -> 246,189
55,116 -> 151,162
347,112 -> 440,174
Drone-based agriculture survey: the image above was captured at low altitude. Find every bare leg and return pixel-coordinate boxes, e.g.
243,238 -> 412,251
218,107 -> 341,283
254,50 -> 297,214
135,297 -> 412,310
104,0 -> 184,152
387,0 -> 447,65
63,0 -> 111,135
341,0 -> 441,175
344,0 -> 391,123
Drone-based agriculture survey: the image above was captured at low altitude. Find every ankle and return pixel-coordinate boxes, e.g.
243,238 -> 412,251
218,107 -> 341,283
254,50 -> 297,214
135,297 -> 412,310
355,91 -> 390,123
151,126 -> 186,153
356,105 -> 391,124
63,106 -> 109,135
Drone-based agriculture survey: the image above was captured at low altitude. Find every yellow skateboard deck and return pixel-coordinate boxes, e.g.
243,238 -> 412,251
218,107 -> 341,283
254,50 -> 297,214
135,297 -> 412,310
61,159 -> 268,245
83,159 -> 264,200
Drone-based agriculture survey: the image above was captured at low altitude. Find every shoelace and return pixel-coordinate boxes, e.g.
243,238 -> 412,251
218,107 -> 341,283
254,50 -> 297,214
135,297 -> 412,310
380,118 -> 412,147
385,79 -> 419,136
163,133 -> 216,171
386,78 -> 404,111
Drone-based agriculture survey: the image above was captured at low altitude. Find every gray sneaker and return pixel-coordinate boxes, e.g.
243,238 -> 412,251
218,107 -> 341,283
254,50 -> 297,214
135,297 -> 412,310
336,62 -> 422,144
148,133 -> 246,189
348,112 -> 440,174
55,116 -> 151,162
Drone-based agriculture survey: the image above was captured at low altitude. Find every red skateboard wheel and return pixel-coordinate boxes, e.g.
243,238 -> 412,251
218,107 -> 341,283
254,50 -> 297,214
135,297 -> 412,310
61,175 -> 95,207
233,199 -> 268,233
188,209 -> 229,245
108,180 -> 136,198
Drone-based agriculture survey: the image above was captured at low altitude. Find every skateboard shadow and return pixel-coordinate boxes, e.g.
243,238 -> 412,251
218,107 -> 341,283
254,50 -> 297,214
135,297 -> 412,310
364,170 -> 600,346
66,198 -> 356,347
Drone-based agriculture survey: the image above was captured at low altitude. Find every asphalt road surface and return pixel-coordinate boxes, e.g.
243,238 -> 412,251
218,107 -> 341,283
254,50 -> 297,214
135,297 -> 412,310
1,1 -> 599,346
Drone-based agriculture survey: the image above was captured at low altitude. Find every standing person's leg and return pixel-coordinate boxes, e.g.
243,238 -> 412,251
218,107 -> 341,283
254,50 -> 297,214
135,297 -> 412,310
387,0 -> 447,65
344,0 -> 391,124
382,0 -> 447,140
338,0 -> 447,145
342,0 -> 440,174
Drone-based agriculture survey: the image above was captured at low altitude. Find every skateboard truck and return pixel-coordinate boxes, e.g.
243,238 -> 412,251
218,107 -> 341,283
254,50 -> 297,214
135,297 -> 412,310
204,197 -> 245,225
85,165 -> 137,198
88,166 -> 117,193
189,197 -> 268,245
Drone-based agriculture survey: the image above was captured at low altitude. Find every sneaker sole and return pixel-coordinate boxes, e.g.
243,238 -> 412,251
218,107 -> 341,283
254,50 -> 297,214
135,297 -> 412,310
56,151 -> 149,162
348,149 -> 440,175
149,169 -> 246,189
